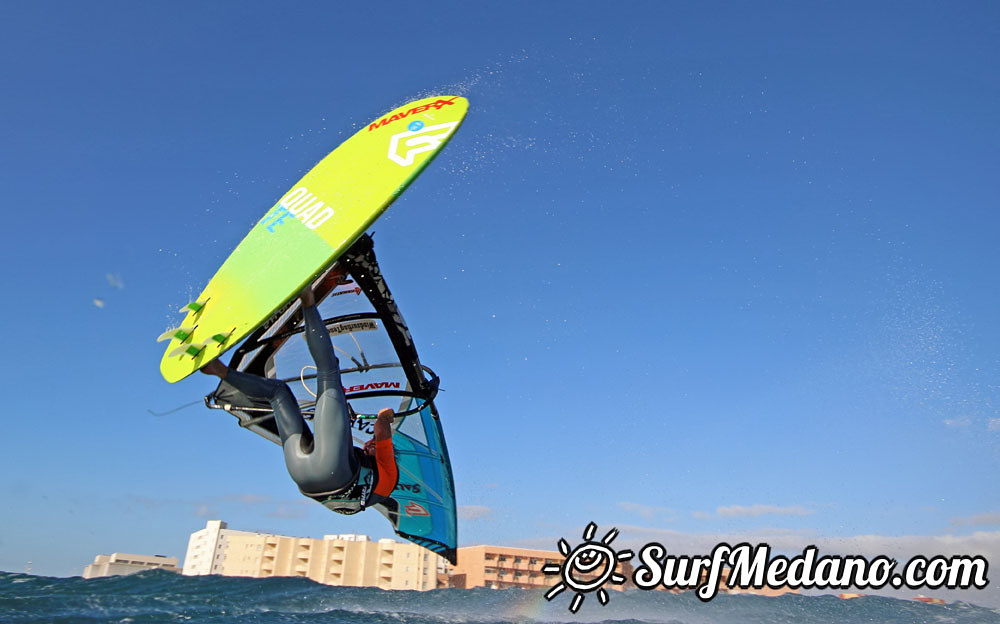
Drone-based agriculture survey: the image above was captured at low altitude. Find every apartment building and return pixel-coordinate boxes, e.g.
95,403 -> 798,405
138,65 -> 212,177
180,521 -> 793,596
182,520 -> 443,590
82,553 -> 180,578
448,545 -> 566,589
447,545 -> 793,597
182,520 -> 263,576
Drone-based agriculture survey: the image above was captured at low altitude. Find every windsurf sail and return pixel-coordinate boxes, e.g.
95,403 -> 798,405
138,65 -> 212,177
205,234 -> 457,563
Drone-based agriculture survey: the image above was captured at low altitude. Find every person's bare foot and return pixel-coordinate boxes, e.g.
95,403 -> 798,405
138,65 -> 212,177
200,359 -> 228,379
299,285 -> 315,308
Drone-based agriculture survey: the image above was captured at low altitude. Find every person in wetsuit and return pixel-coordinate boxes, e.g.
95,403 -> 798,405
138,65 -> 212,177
200,283 -> 398,514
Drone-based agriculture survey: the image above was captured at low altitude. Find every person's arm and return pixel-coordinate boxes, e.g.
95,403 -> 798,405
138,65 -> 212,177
372,408 -> 398,498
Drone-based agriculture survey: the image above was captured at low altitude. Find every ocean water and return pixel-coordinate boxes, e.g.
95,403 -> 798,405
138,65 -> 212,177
1,570 -> 997,624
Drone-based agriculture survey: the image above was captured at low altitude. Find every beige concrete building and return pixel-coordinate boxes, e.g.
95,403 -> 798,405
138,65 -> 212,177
448,545 -> 566,589
180,521 -> 795,596
447,545 -> 795,597
182,520 -> 263,576
183,520 -> 443,590
82,553 -> 180,578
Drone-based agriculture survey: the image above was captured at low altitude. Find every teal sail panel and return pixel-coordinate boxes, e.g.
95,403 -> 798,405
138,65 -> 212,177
372,399 -> 457,562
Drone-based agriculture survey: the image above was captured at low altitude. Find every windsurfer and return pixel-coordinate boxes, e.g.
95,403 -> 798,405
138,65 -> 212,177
200,281 -> 398,513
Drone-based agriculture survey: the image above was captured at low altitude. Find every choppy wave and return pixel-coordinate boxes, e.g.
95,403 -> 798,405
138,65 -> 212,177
1,570 -> 997,624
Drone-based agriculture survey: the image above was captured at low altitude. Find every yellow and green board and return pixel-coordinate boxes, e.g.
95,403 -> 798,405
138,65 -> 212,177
159,95 -> 469,382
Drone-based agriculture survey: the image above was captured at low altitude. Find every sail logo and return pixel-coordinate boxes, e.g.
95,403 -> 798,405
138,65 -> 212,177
343,381 -> 400,393
387,121 -> 459,167
327,320 -> 378,336
367,97 -> 459,132
328,286 -> 363,298
404,502 -> 430,516
266,186 -> 334,232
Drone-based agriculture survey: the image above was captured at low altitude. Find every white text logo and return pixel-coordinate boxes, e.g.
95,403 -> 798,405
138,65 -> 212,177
388,121 -> 459,167
266,186 -> 334,231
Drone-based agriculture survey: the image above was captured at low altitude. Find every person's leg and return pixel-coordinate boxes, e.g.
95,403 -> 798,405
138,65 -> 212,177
300,303 -> 358,490
223,369 -> 307,444
222,368 -> 333,491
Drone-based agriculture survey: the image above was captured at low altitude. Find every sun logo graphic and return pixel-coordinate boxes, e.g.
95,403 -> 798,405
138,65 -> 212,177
387,120 -> 459,167
542,522 -> 634,613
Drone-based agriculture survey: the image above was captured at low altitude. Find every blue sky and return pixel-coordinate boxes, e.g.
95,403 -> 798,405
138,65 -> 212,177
1,0 -> 998,605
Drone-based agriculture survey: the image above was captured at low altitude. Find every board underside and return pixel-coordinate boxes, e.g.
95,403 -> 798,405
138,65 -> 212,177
160,95 -> 468,382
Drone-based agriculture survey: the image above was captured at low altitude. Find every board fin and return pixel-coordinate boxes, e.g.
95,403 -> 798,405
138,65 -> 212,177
168,328 -> 233,358
180,299 -> 209,315
169,342 -> 207,358
157,327 -> 196,343
208,330 -> 234,346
